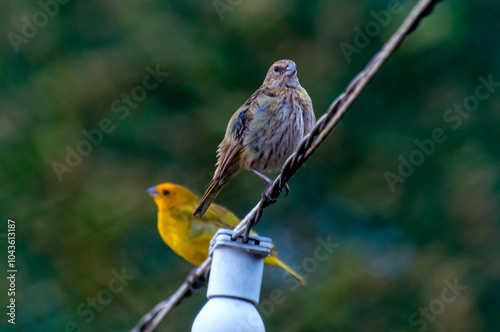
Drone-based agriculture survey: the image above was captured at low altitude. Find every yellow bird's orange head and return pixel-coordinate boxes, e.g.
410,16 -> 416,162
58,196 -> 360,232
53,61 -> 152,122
146,183 -> 198,211
263,59 -> 300,90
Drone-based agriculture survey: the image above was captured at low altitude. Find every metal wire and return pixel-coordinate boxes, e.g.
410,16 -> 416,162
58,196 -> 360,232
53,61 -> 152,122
132,0 -> 442,330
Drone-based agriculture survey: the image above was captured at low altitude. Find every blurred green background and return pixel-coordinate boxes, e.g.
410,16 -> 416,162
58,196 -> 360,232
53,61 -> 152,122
1,0 -> 499,331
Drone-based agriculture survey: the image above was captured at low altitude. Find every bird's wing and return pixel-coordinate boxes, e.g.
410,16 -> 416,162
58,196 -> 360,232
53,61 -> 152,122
297,88 -> 315,134
214,86 -> 264,180
214,112 -> 247,179
203,203 -> 241,228
214,142 -> 242,181
173,204 -> 238,240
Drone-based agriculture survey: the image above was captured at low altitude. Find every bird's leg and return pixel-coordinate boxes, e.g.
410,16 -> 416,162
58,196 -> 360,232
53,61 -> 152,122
252,168 -> 273,186
251,168 -> 290,200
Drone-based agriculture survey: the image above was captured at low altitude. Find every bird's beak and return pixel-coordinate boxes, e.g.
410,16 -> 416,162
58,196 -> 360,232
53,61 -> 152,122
285,63 -> 296,76
146,186 -> 159,197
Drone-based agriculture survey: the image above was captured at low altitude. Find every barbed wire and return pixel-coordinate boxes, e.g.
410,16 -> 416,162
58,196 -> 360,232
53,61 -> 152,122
132,0 -> 442,330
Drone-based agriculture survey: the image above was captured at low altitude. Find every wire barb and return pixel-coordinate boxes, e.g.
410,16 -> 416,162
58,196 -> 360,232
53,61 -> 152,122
132,0 -> 442,330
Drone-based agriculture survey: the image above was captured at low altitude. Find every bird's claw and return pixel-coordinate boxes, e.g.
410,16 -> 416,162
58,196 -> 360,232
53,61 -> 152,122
283,183 -> 290,197
252,168 -> 290,201
261,188 -> 278,204
262,182 -> 290,203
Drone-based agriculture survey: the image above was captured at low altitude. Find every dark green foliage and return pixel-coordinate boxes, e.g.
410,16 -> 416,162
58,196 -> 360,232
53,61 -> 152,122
1,0 -> 499,331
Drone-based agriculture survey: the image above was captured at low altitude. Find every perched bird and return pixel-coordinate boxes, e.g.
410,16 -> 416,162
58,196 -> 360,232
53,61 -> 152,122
147,182 -> 305,285
193,59 -> 315,218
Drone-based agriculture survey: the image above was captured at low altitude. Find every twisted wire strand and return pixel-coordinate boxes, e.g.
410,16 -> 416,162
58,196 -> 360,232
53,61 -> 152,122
131,258 -> 212,332
132,0 -> 441,330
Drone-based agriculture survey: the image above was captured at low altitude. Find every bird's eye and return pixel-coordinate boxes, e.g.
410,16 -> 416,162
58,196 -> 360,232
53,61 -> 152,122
273,66 -> 279,72
163,190 -> 170,195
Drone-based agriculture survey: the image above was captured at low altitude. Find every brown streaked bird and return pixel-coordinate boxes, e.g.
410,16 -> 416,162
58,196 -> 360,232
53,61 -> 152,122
193,59 -> 315,218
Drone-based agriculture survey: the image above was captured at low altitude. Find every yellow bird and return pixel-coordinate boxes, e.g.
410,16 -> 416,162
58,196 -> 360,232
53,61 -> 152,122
147,182 -> 305,285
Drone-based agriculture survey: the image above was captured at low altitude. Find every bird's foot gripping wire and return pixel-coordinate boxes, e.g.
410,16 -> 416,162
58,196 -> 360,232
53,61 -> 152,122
252,169 -> 289,203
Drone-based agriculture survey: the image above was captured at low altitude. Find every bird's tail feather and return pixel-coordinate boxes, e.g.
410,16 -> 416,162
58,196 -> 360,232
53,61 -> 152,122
193,178 -> 224,218
264,256 -> 306,286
